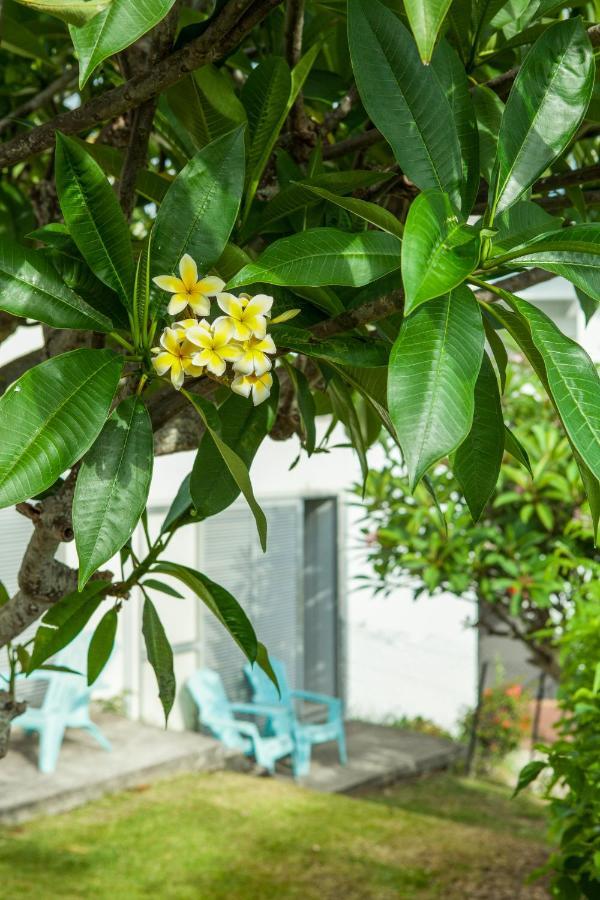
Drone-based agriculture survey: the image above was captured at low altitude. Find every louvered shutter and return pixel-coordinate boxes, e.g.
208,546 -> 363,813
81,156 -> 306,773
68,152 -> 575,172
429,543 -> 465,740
199,499 -> 303,701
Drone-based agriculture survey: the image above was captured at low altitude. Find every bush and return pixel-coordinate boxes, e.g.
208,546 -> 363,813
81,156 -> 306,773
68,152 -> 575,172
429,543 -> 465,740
517,603 -> 600,898
460,681 -> 530,774
390,715 -> 454,742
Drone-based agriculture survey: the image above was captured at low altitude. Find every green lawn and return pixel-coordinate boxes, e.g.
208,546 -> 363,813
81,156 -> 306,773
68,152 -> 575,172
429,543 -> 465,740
0,771 -> 549,899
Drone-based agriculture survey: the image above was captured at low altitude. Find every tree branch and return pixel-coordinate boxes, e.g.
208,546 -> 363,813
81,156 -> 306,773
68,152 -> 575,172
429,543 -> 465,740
0,471 -> 111,649
0,0 -> 282,170
310,268 -> 555,339
0,694 -> 25,761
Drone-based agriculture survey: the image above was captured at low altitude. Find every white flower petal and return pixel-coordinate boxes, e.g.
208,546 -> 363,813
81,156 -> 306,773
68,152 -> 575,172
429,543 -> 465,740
168,295 -> 189,316
231,375 -> 252,398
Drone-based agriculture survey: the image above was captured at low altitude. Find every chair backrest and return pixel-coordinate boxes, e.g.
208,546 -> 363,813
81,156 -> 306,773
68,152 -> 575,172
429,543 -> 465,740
245,657 -> 292,709
41,633 -> 93,713
187,669 -> 235,728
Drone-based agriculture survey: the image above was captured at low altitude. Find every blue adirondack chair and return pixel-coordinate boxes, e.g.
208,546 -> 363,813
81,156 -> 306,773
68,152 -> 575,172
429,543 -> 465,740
12,633 -> 111,774
187,669 -> 296,774
245,657 -> 347,777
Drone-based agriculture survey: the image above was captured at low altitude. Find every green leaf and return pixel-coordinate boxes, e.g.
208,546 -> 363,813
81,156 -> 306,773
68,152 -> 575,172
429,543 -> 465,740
70,0 -> 178,87
401,190 -> 479,313
513,759 -> 546,796
483,317 -> 507,392
493,200 -> 562,252
185,392 -> 268,552
151,128 -> 245,296
241,45 -> 318,219
133,236 -> 151,341
0,580 -> 10,608
14,0 -> 109,26
190,392 -> 273,522
472,85 -> 504,184
575,286 -> 597,326
73,397 -> 154,589
501,225 -> 600,302
302,184 -> 403,238
152,562 -> 258,663
483,298 -> 600,539
165,66 -> 246,152
28,581 -> 107,672
328,376 -> 369,486
142,596 -> 175,724
55,133 -> 134,306
431,40 -> 479,214
161,473 -> 194,534
250,170 -> 393,237
404,0 -> 451,63
284,364 -> 316,455
0,236 -> 112,331
141,579 -> 184,599
273,326 -> 388,368
504,426 -> 532,476
454,352 -> 504,521
334,364 -> 396,440
255,642 -> 280,695
241,57 -> 291,216
228,228 -> 402,290
348,0 -> 463,209
0,349 -> 123,508
506,294 -> 600,482
87,607 -> 118,686
492,18 -> 594,215
388,286 -> 484,488
575,451 -> 600,545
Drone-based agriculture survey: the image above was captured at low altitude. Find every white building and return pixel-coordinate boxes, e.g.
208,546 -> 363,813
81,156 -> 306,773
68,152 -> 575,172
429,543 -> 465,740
1,277 -> 598,735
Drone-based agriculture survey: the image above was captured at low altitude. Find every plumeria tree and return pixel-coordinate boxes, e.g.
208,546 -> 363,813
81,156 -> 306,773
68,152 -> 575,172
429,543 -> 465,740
2,0 -> 600,755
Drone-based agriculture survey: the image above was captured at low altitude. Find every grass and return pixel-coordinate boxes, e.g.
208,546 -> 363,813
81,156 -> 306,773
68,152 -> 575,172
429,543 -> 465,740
0,771 -> 548,899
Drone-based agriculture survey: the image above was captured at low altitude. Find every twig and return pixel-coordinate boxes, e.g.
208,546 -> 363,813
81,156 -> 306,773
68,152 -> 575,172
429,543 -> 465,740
322,128 -> 382,161
321,84 -> 358,136
0,68 -> 78,136
118,5 -> 180,218
284,0 -> 314,159
0,0 -> 281,169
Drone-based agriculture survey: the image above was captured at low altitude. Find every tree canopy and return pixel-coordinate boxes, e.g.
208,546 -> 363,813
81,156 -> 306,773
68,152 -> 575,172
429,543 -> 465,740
1,0 -> 600,748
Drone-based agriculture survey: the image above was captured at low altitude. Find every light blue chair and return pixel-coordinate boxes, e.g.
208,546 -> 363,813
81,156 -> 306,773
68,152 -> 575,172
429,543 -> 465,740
13,633 -> 111,774
244,657 -> 347,777
187,669 -> 296,774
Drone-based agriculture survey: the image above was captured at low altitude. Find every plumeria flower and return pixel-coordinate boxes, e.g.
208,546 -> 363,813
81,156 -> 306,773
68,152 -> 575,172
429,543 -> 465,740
187,319 -> 243,377
233,334 -> 277,377
151,328 -> 204,390
215,292 -> 273,341
153,254 -> 225,317
172,317 -> 210,339
231,371 -> 273,406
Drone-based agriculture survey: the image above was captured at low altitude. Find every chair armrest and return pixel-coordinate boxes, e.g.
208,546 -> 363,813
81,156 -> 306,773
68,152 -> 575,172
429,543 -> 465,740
290,690 -> 342,718
210,717 -> 260,740
230,702 -> 289,719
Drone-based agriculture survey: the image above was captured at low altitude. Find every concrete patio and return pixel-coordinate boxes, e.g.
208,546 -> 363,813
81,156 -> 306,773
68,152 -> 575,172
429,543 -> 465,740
0,716 -> 461,824
0,712 -> 231,825
281,720 -> 462,793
